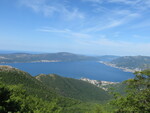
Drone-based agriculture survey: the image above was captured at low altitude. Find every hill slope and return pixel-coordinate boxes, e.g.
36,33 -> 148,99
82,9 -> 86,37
111,56 -> 150,70
0,65 -> 108,113
36,74 -> 110,103
0,65 -> 57,101
97,55 -> 119,62
0,66 -> 111,113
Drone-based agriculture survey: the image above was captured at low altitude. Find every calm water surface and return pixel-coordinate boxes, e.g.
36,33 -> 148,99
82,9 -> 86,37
1,61 -> 134,82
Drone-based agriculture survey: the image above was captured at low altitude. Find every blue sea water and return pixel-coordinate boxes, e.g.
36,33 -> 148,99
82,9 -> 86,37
1,61 -> 134,82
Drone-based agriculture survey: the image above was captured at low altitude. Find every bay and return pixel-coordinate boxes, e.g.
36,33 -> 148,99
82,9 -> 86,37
0,61 -> 134,82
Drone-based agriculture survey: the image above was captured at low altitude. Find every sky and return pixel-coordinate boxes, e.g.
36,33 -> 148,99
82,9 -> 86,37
0,0 -> 150,56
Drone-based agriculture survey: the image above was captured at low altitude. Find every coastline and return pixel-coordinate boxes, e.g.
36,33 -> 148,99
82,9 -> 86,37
0,60 -> 61,64
80,77 -> 119,91
98,61 -> 137,73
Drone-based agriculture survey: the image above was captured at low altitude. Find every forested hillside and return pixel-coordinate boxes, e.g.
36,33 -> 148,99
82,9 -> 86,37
36,74 -> 110,102
1,65 -> 149,113
0,65 -> 108,113
111,70 -> 150,112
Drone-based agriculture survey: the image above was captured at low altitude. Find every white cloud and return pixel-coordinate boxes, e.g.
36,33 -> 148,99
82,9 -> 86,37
36,26 -> 150,55
19,0 -> 85,20
82,0 -> 140,4
37,27 -> 91,39
83,10 -> 140,32
20,0 -> 46,12
42,6 -> 58,16
82,0 -> 150,11
37,28 -> 69,33
78,37 -> 150,55
82,0 -> 102,3
60,7 -> 85,20
84,21 -> 122,32
108,0 -> 150,12
109,0 -> 140,5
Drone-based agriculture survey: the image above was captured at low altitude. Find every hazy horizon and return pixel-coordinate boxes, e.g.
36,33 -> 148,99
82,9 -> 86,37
1,0 -> 150,56
0,49 -> 147,57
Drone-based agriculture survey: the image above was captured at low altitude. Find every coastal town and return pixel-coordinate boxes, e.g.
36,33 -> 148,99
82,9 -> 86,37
80,77 -> 118,91
98,61 -> 141,73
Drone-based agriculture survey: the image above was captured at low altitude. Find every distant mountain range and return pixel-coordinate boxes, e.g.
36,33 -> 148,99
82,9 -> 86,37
96,55 -> 120,61
110,56 -> 150,71
0,52 -> 118,63
1,52 -> 150,71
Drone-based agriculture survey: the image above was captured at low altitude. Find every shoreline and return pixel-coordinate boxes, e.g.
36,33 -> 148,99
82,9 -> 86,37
98,61 -> 136,73
0,60 -> 61,64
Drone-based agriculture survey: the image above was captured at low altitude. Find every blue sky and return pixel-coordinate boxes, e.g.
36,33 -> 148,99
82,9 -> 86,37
0,0 -> 150,55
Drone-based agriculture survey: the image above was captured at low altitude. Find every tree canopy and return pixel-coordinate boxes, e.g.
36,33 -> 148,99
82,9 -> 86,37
111,70 -> 150,113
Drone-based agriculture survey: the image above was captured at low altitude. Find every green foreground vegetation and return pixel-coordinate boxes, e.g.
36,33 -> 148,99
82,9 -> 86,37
0,66 -> 150,113
0,82 -> 107,113
0,66 -> 108,113
111,70 -> 150,113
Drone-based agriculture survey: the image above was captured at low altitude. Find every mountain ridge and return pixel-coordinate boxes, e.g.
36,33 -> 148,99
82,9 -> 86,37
0,65 -> 108,113
0,52 -> 97,63
35,73 -> 111,103
110,56 -> 150,71
0,65 -> 111,103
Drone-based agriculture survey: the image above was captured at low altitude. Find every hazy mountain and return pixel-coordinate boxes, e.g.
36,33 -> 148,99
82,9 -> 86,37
96,55 -> 120,62
111,56 -> 150,70
0,52 -> 99,63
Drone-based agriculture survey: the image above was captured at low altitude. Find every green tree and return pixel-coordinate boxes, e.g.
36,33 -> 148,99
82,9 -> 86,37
111,70 -> 150,113
0,83 -> 21,113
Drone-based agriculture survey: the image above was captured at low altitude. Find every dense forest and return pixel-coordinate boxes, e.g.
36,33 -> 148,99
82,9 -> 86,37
0,66 -> 107,113
0,65 -> 150,113
36,74 -> 111,102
